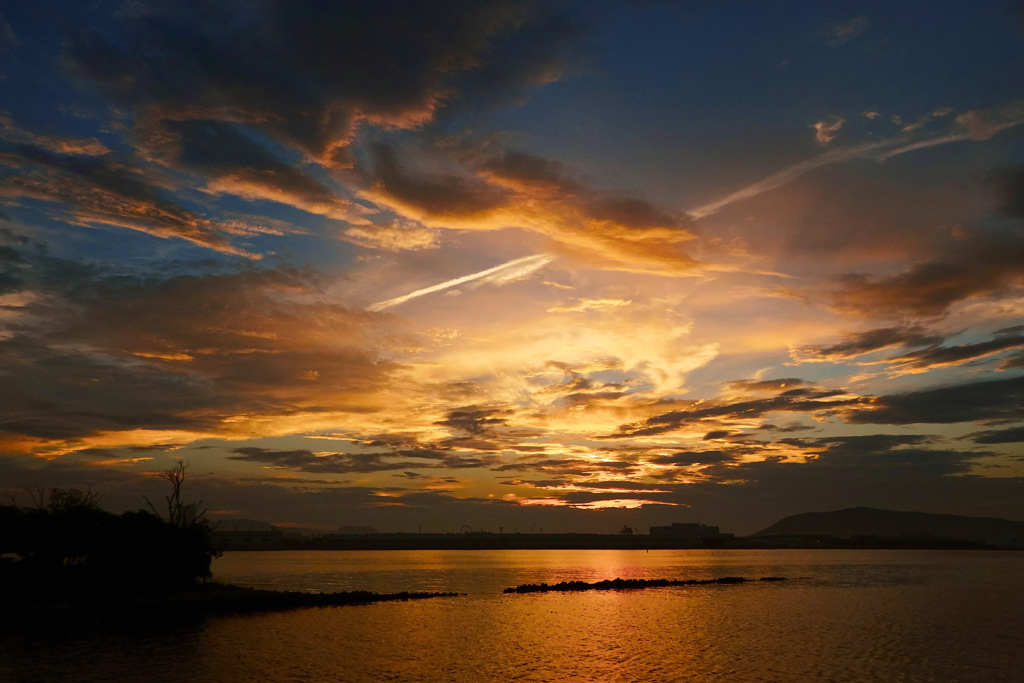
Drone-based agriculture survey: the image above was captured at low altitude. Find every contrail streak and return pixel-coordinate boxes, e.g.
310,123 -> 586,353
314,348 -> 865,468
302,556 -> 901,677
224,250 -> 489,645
368,253 -> 555,311
688,102 -> 1024,220
688,140 -> 888,220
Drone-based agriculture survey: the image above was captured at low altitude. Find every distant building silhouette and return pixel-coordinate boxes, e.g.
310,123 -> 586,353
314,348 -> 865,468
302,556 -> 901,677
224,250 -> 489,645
649,523 -> 732,540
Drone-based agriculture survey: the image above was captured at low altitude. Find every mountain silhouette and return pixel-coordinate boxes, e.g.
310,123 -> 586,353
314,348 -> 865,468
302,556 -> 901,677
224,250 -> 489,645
754,507 -> 1024,546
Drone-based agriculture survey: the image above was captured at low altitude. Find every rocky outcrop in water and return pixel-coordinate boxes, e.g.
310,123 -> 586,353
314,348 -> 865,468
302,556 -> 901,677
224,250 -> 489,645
503,576 -> 789,594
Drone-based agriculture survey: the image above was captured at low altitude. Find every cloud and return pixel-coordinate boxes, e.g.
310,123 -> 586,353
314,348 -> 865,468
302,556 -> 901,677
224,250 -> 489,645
435,406 -> 511,437
792,326 -> 945,363
0,142 -> 261,257
0,11 -> 19,52
0,112 -> 110,156
875,101 -> 1024,161
361,146 -> 700,275
989,165 -> 1024,218
546,298 -> 631,313
884,331 -> 1024,372
65,1 -> 578,167
846,375 -> 1024,425
46,1 -> 597,261
648,450 -> 735,466
812,117 -> 844,145
137,117 -> 357,221
773,434 -> 976,476
0,248 -> 398,453
725,378 -> 809,393
344,222 -> 438,251
966,425 -> 1024,444
228,448 -> 434,474
829,234 -> 1024,318
826,16 -> 869,46
615,386 -> 860,437
364,142 -> 513,218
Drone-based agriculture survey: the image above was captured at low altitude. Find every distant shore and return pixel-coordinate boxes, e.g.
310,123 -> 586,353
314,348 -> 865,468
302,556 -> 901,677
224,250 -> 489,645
212,532 -> 1021,552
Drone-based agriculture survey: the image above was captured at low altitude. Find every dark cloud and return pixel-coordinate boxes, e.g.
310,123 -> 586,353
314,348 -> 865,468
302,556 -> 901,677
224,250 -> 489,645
966,425 -> 1024,444
584,196 -> 683,232
228,448 -> 429,474
568,480 -> 670,491
0,251 -> 394,447
846,375 -> 1024,425
830,235 -> 1024,318
480,148 -> 692,233
1002,352 -> 1024,370
990,165 -> 1024,218
661,437 -> 1022,534
886,331 -> 1024,371
725,378 -> 808,392
367,142 -> 510,217
698,434 -> 980,488
140,118 -> 350,217
758,422 -> 815,433
0,329 -> 232,444
228,446 -> 498,474
616,387 -> 859,437
648,450 -> 736,466
480,151 -> 578,194
65,0 -> 578,166
358,144 -> 699,272
793,326 -> 944,362
435,406 -> 510,436
493,457 -> 624,477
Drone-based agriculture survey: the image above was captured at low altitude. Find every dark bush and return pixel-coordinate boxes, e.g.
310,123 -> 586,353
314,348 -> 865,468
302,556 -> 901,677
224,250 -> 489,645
0,484 -> 218,600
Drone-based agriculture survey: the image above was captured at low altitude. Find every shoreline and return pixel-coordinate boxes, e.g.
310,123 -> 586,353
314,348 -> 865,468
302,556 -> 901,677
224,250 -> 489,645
2,582 -> 461,634
211,535 -> 1023,552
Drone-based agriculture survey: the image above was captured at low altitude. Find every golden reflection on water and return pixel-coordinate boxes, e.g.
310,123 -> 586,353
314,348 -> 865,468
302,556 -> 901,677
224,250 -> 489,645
198,550 -> 1024,682
4,550 -> 1023,682
195,584 -> 952,682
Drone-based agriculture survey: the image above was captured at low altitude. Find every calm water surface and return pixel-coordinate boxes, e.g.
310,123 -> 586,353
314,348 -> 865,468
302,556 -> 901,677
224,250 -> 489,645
3,549 -> 1022,682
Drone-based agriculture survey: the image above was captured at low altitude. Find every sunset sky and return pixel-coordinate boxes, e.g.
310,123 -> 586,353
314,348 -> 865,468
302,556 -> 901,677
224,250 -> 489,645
1,0 -> 1022,535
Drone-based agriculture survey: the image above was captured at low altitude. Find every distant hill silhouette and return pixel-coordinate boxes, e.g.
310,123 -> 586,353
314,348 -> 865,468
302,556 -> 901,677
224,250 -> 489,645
336,525 -> 379,535
213,518 -> 278,532
754,507 -> 1024,547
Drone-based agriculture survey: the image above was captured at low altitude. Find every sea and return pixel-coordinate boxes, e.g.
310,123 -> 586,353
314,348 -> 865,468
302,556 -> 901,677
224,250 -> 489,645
2,549 -> 1022,682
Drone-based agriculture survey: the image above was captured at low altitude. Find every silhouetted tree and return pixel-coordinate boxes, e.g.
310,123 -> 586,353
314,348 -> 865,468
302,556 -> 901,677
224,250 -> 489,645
0,468 -> 220,601
145,459 -> 207,528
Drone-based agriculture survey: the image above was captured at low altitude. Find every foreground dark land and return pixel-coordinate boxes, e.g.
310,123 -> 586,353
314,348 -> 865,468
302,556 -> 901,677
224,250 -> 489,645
1,582 -> 459,634
0,482 -> 465,633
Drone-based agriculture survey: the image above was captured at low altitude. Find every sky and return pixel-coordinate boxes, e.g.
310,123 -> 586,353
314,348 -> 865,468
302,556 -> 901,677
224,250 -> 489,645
1,0 -> 1023,535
